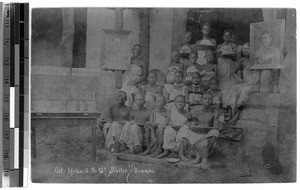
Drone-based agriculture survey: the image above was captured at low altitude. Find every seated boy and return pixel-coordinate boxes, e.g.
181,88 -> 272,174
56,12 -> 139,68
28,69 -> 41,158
199,50 -> 217,83
140,70 -> 166,110
205,77 -> 222,109
119,93 -> 151,154
157,95 -> 193,161
184,51 -> 201,85
103,91 -> 132,153
159,94 -> 220,169
166,50 -> 185,84
143,95 -> 170,156
164,70 -> 189,111
187,72 -> 205,116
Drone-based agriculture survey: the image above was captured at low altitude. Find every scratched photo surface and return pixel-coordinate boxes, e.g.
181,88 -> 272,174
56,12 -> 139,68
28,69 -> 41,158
31,8 -> 296,183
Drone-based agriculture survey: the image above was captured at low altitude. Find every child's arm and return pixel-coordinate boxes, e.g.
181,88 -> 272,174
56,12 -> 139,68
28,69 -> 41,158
232,59 -> 244,83
212,109 -> 221,129
162,86 -> 170,103
184,86 -> 189,103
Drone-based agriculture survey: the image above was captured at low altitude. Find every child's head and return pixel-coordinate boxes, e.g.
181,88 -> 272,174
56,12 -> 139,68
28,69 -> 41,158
132,44 -> 142,57
172,50 -> 180,62
202,91 -> 213,107
175,95 -> 186,110
148,71 -> 158,85
174,70 -> 183,84
201,77 -> 210,89
223,30 -> 232,43
209,78 -> 218,91
184,31 -> 192,44
242,42 -> 250,57
204,50 -> 214,63
134,93 -> 145,108
189,52 -> 198,64
201,22 -> 211,36
191,72 -> 201,85
156,95 -> 166,109
116,91 -> 127,104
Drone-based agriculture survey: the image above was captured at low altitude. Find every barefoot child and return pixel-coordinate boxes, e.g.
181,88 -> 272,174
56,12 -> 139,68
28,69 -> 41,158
159,94 -> 220,169
164,70 -> 189,111
186,91 -> 220,169
140,70 -> 165,110
157,95 -> 193,161
143,95 -> 170,156
103,91 -> 132,153
119,93 -> 150,154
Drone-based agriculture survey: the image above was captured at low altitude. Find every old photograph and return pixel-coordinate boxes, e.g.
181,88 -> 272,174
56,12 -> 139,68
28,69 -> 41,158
31,8 -> 296,183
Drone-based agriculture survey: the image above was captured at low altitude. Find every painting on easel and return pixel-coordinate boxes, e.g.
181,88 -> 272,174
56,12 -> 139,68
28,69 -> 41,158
101,29 -> 132,71
250,19 -> 285,69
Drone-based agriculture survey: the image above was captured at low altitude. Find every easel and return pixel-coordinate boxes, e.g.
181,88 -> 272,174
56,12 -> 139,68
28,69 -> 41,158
113,8 -> 125,89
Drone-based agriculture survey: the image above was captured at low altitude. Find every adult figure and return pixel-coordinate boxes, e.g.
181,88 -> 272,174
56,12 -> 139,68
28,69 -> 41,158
225,43 -> 260,123
216,30 -> 238,105
195,22 -> 216,65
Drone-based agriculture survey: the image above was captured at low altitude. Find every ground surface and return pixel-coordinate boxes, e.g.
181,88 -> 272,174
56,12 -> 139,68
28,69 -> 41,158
32,127 -> 290,183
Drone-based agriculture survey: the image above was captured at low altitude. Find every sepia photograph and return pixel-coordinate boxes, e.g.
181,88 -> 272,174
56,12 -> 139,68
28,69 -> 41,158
30,7 -> 296,183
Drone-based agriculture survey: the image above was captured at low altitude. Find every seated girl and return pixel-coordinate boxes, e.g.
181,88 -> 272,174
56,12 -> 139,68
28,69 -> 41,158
166,50 -> 185,84
184,52 -> 201,85
140,70 -> 166,110
119,93 -> 151,154
164,70 -> 189,111
142,95 -> 170,156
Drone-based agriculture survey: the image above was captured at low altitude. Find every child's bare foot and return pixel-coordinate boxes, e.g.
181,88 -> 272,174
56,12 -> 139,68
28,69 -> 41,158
157,150 -> 169,158
142,148 -> 151,156
151,148 -> 163,157
150,144 -> 158,154
200,157 -> 208,169
192,156 -> 201,165
179,152 -> 189,162
133,145 -> 143,154
120,143 -> 128,152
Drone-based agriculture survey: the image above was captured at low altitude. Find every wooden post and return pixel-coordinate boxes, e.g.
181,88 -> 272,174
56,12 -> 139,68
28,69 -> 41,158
114,8 -> 124,89
139,9 -> 150,77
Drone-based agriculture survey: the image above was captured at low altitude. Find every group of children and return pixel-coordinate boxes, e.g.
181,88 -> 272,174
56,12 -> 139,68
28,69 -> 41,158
102,26 -> 254,169
103,53 -> 223,169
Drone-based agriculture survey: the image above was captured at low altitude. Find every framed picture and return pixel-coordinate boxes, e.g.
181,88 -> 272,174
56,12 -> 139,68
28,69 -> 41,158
250,19 -> 285,69
101,29 -> 132,70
